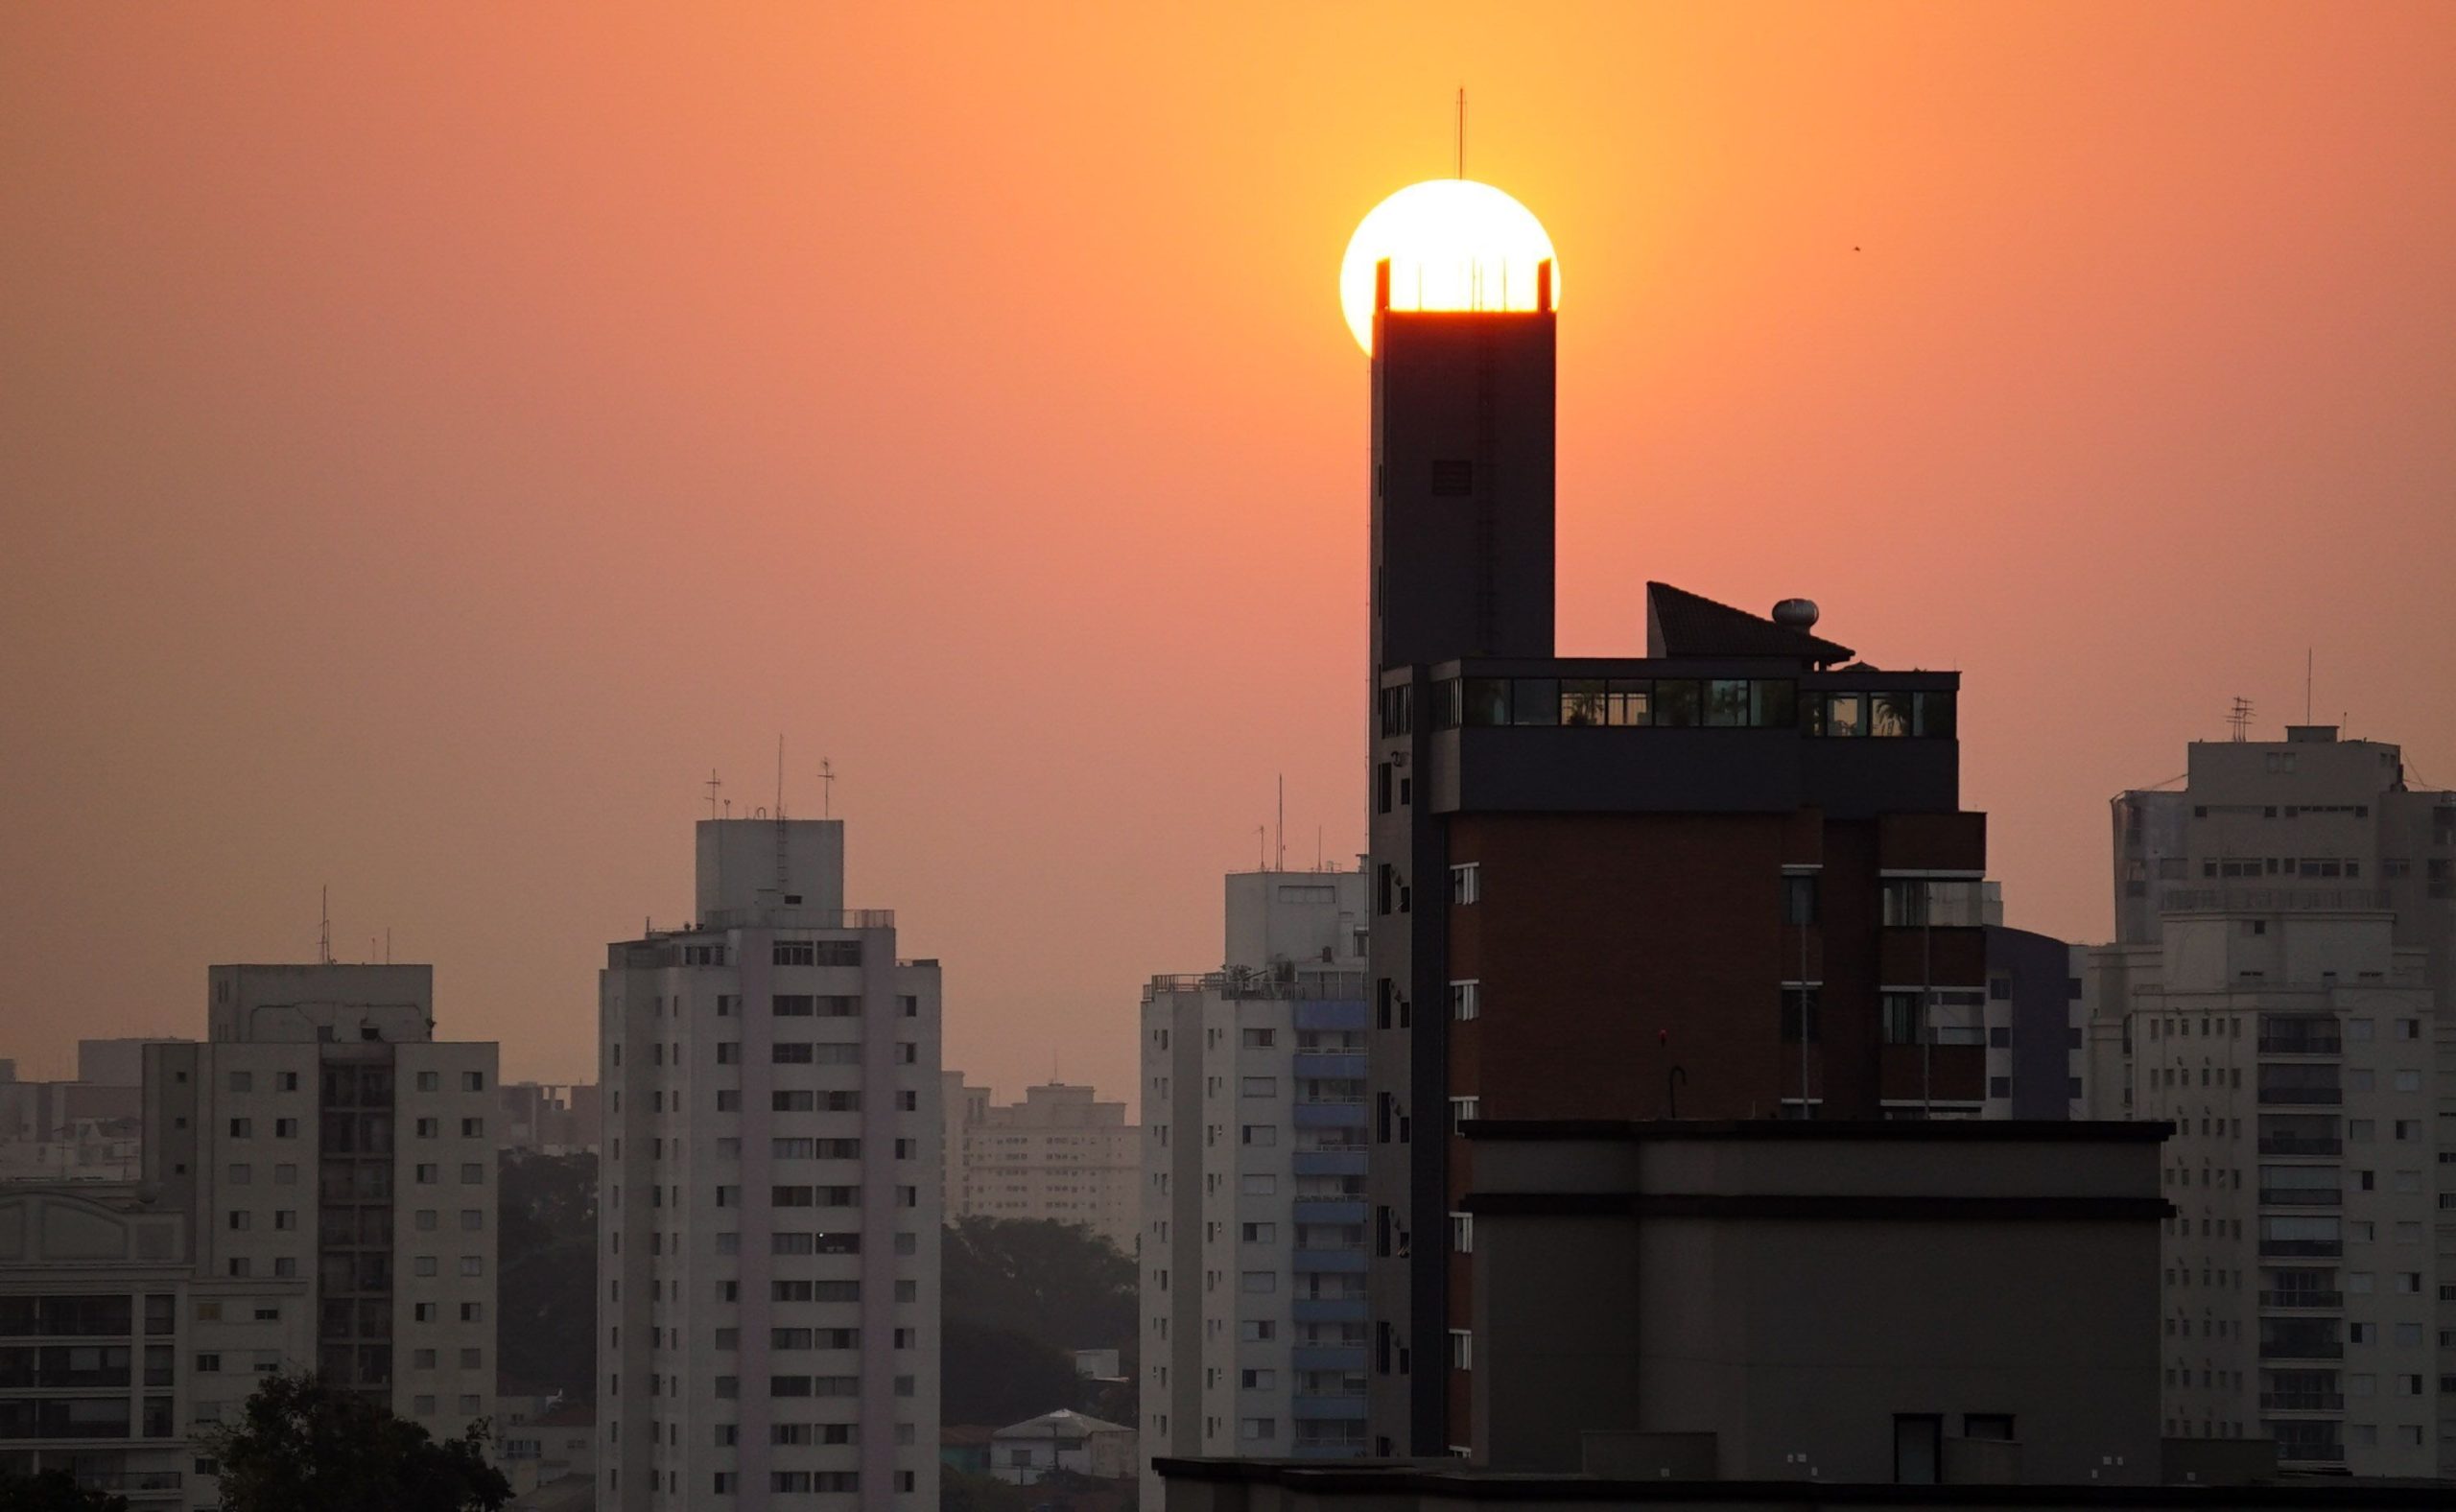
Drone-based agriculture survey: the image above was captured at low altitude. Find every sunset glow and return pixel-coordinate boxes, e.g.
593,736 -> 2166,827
1338,178 -> 1559,354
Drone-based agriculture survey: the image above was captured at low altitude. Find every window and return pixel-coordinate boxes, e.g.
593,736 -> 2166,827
273,1118 -> 297,1138
228,1118 -> 252,1138
1240,1271 -> 1276,1294
1240,1028 -> 1274,1048
460,1256 -> 484,1277
1781,986 -> 1819,1043
1449,863 -> 1480,905
1240,1124 -> 1276,1146
1241,1076 -> 1277,1098
1450,1096 -> 1479,1132
460,1118 -> 483,1138
1449,1329 -> 1473,1370
1450,980 -> 1480,1021
1783,873 -> 1818,926
1450,1212 -> 1473,1253
415,1071 -> 439,1092
460,1163 -> 484,1184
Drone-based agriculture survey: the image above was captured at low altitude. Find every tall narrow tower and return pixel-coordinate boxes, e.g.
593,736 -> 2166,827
1353,177 -> 1561,1458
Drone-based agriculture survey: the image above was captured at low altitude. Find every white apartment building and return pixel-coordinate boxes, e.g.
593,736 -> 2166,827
941,1078 -> 1137,1254
600,817 -> 941,1511
1141,867 -> 1370,1508
2087,726 -> 2456,1476
134,962 -> 500,1499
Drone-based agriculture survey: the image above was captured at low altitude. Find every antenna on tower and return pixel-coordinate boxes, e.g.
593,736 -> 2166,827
2227,697 -> 2255,743
1276,775 -> 1286,871
319,886 -> 332,966
775,736 -> 791,898
2305,649 -> 2314,725
704,768 -> 722,820
820,759 -> 835,818
1456,87 -> 1465,178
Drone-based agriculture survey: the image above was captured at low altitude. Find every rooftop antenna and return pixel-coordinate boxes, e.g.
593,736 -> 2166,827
820,759 -> 835,818
1276,775 -> 1286,871
704,768 -> 722,820
319,886 -> 332,966
1256,824 -> 1267,871
385,927 -> 391,965
2227,697 -> 2254,743
2305,649 -> 2313,724
1455,86 -> 1465,178
774,736 -> 791,898
775,735 -> 787,818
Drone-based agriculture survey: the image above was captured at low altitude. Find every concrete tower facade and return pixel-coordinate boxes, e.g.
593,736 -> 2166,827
1142,867 -> 1372,1506
599,818 -> 941,1511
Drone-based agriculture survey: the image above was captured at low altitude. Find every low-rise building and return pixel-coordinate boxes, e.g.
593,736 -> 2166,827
500,1401 -> 594,1495
991,1407 -> 1137,1484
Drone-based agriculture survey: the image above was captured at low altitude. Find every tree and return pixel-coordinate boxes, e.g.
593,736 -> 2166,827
941,1217 -> 1139,1429
941,1318 -> 1085,1427
0,1470 -> 128,1512
496,1149 -> 597,1400
942,1217 -> 1134,1355
940,1467 -> 1031,1512
198,1372 -> 509,1512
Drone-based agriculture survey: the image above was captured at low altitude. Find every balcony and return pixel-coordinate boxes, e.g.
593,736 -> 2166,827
2257,1189 -> 2341,1207
2161,886 -> 2390,915
1292,1151 -> 1367,1177
2256,1342 -> 2344,1360
1294,1052 -> 1368,1080
1291,1395 -> 1369,1421
1291,1199 -> 1368,1226
2258,1137 -> 2341,1158
1292,1345 -> 1369,1372
2256,1088 -> 2341,1106
1293,1103 -> 1367,1129
1293,1249 -> 1367,1274
2256,1240 -> 2342,1259
1290,1440 -> 1369,1459
1290,1298 -> 1367,1324
2258,1037 -> 2341,1056
2258,1291 -> 2344,1311
2258,1393 -> 2346,1412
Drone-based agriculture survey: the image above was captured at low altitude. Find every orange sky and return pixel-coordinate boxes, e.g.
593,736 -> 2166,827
4,5 -> 2451,1106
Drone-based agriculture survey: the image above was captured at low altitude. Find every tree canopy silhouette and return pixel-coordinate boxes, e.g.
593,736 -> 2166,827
198,1372 -> 509,1512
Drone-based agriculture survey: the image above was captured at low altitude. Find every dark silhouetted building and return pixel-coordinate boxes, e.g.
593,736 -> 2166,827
1361,262 -> 1990,1455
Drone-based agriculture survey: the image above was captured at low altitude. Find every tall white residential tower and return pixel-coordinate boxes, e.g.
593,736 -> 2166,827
1141,867 -> 1371,1507
2086,726 -> 2455,1476
600,818 -> 942,1510
143,964 -> 501,1464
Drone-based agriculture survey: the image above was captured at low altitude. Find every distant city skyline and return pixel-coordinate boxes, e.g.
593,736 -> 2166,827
5,4 -> 2452,1106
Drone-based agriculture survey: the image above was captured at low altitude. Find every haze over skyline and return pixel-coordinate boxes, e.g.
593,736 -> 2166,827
4,4 -> 2451,1104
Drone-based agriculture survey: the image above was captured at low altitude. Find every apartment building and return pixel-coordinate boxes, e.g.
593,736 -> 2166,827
2086,726 -> 2456,1475
941,1079 -> 1137,1254
1357,206 -> 1990,1455
1980,924 -> 2088,1120
0,1182 -> 292,1507
140,963 -> 499,1462
600,817 -> 942,1511
0,1040 -> 182,1184
499,1081 -> 600,1156
1141,867 -> 1371,1507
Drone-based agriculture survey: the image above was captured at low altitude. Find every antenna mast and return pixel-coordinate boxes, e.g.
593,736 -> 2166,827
1276,775 -> 1286,871
1456,87 -> 1465,178
319,886 -> 332,966
2227,697 -> 2254,743
820,759 -> 835,818
2305,649 -> 2313,724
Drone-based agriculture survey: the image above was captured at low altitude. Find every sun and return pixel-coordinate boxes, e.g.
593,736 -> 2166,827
1338,178 -> 1558,355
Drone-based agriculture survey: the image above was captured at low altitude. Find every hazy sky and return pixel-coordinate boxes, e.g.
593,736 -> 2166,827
5,5 -> 2451,1106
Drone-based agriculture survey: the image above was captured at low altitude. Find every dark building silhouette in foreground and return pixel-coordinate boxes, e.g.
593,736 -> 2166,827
1361,262 -> 1990,1455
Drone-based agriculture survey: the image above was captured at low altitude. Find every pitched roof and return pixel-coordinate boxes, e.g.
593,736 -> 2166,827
1645,581 -> 1854,666
993,1406 -> 1134,1440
